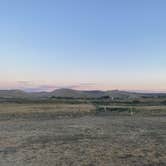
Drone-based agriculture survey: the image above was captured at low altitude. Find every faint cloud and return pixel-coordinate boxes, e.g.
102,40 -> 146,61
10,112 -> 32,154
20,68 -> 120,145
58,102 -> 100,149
17,81 -> 59,92
17,81 -> 34,86
16,81 -> 99,92
62,83 -> 98,90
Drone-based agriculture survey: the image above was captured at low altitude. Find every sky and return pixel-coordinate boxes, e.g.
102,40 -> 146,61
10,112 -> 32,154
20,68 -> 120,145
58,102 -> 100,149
0,0 -> 166,92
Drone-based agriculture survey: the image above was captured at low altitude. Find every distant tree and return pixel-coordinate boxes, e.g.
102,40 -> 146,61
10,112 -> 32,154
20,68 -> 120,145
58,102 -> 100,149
100,96 -> 110,99
51,96 -> 56,99
132,100 -> 140,104
161,100 -> 166,105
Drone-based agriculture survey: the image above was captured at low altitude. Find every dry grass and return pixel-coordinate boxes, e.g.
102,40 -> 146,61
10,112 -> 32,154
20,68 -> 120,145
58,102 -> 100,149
97,105 -> 166,116
0,103 -> 165,165
0,103 -> 95,114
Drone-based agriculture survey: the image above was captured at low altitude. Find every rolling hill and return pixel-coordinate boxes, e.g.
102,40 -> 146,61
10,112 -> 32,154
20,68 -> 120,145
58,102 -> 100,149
0,88 -> 166,100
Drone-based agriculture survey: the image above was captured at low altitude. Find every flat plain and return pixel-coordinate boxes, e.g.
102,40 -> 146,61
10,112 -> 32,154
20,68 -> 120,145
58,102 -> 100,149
0,103 -> 166,166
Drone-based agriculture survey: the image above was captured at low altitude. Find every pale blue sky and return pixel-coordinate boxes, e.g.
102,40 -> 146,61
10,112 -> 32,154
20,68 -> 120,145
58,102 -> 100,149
0,0 -> 166,91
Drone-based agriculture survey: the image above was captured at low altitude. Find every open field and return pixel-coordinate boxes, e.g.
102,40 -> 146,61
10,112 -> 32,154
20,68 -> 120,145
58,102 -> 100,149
0,103 -> 166,166
0,103 -> 95,121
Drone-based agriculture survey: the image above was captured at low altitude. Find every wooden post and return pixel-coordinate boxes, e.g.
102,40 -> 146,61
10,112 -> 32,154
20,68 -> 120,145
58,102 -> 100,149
104,106 -> 107,112
130,107 -> 133,116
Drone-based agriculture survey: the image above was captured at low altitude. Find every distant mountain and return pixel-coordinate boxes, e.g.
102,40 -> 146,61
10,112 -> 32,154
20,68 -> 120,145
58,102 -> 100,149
0,90 -> 29,98
106,90 -> 140,99
49,89 -> 86,98
81,90 -> 106,98
0,88 -> 166,100
49,89 -> 105,98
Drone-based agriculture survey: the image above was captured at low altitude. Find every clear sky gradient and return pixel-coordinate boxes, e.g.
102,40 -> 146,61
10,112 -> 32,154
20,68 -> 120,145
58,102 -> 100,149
0,0 -> 166,92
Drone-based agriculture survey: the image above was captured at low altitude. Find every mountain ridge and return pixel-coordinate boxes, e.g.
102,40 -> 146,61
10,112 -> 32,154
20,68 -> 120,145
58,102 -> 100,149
0,88 -> 166,99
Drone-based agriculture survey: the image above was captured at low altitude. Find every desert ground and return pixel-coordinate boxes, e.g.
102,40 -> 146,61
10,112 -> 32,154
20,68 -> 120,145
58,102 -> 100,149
0,103 -> 166,166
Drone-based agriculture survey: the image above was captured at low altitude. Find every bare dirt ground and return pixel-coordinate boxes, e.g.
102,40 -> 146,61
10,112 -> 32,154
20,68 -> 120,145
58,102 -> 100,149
0,104 -> 166,166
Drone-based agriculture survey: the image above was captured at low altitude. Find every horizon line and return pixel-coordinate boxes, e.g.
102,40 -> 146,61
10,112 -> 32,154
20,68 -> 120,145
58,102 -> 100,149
0,88 -> 166,94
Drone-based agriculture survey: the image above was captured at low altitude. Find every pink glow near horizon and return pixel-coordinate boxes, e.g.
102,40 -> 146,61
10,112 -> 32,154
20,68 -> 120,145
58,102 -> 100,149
0,81 -> 166,93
